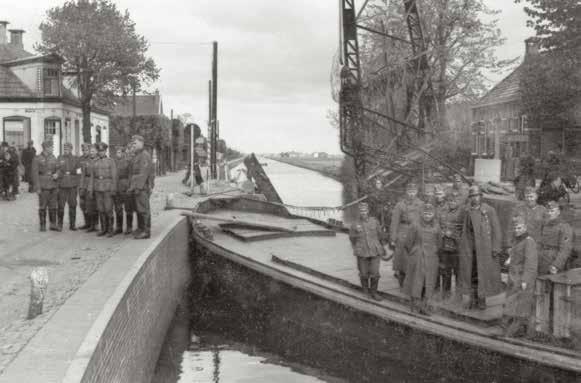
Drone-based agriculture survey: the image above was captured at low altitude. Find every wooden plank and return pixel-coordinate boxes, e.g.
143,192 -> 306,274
535,279 -> 551,334
553,284 -> 572,338
244,154 -> 284,203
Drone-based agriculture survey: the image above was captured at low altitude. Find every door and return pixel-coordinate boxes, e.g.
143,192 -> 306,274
3,120 -> 25,148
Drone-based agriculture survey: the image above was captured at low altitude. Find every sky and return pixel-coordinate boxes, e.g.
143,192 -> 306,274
2,0 -> 533,154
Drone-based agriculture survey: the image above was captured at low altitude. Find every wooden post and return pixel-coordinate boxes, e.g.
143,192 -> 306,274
553,283 -> 572,338
534,278 -> 551,334
27,267 -> 48,320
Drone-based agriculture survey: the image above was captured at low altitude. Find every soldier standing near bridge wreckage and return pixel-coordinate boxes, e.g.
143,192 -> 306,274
129,135 -> 153,239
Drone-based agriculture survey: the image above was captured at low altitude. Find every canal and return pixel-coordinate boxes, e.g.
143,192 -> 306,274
152,159 -> 349,383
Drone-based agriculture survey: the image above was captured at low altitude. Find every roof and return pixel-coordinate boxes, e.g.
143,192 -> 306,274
474,66 -> 522,109
0,43 -> 34,64
0,65 -> 33,97
111,94 -> 163,117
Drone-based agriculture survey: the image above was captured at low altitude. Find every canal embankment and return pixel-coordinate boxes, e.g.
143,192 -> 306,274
267,157 -> 343,181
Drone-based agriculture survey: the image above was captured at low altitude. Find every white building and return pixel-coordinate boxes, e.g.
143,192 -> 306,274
0,21 -> 109,156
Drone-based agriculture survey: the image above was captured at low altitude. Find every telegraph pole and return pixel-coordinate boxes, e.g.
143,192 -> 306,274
210,41 -> 218,179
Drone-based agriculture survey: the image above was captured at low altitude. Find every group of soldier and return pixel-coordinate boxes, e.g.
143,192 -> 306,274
0,141 -> 36,200
350,174 -> 574,337
30,135 -> 154,240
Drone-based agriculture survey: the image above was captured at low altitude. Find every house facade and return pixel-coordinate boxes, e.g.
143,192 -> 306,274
471,39 -> 581,173
0,21 -> 109,157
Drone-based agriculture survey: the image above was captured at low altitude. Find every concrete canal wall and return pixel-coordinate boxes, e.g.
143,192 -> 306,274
0,212 -> 191,383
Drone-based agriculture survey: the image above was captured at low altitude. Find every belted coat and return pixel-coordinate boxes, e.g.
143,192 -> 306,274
90,156 -> 117,193
390,197 -> 423,272
402,221 -> 441,299
31,152 -> 58,191
349,217 -> 385,258
129,149 -> 152,191
57,154 -> 81,188
538,218 -> 573,275
458,203 -> 503,297
114,156 -> 131,193
504,234 -> 538,318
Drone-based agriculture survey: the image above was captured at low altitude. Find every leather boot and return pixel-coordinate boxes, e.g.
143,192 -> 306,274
69,209 -> 77,231
396,271 -> 406,288
418,298 -> 432,316
49,209 -> 59,231
114,212 -> 123,234
39,209 -> 47,232
57,210 -> 64,232
369,277 -> 383,301
133,214 -> 143,238
134,214 -> 151,239
97,213 -> 108,237
86,213 -> 97,232
360,277 -> 369,295
124,213 -> 133,235
78,212 -> 89,230
107,215 -> 116,237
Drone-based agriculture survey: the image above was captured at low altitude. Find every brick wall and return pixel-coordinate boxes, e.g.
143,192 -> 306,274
71,218 -> 191,383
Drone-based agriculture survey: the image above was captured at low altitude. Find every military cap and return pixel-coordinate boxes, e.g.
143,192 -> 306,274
131,135 -> 145,143
524,186 -> 537,196
406,182 -> 418,191
41,141 -> 53,149
512,215 -> 526,227
96,142 -> 108,151
468,185 -> 482,197
423,203 -> 435,213
546,200 -> 559,210
63,142 -> 73,149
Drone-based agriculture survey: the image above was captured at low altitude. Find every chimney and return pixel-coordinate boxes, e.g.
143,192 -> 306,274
525,37 -> 540,58
0,21 -> 8,45
8,29 -> 24,48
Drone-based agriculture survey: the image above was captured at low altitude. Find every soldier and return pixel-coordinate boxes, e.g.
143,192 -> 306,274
128,135 -> 153,239
21,140 -> 36,192
0,150 -> 17,200
349,202 -> 386,301
146,145 -> 156,234
31,141 -> 59,231
367,177 -> 390,229
502,215 -> 538,337
90,143 -> 117,237
450,173 -> 468,204
123,142 -> 137,235
513,156 -> 536,201
538,200 -> 573,275
514,186 -> 546,244
459,185 -> 503,310
8,145 -> 20,196
438,190 -> 466,300
403,203 -> 441,315
433,184 -> 447,219
390,182 -> 423,287
56,143 -> 81,231
113,146 -> 130,235
78,144 -> 92,229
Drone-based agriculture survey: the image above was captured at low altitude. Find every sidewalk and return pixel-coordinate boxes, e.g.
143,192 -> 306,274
0,171 -> 227,374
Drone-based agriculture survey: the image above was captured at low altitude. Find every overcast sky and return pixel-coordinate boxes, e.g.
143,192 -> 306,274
2,0 -> 533,154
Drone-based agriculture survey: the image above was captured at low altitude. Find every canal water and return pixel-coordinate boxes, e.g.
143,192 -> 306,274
152,159 -> 348,383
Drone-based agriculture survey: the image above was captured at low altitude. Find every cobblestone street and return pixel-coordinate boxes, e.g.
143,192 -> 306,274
0,170 -> 218,373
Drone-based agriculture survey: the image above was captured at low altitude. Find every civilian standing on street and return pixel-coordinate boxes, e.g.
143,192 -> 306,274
459,185 -> 503,310
538,200 -> 573,275
128,135 -> 152,239
113,146 -> 131,234
403,203 -> 441,315
502,215 -> 538,337
349,202 -> 386,301
31,142 -> 59,232
21,141 -> 36,192
390,182 -> 423,287
90,143 -> 117,237
56,143 -> 81,231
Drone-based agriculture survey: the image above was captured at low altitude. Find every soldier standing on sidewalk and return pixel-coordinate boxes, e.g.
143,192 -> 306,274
56,143 -> 81,231
77,144 -> 91,229
113,146 -> 130,235
83,145 -> 99,232
90,143 -> 117,237
538,200 -> 573,275
128,135 -> 152,239
123,142 -> 136,235
31,142 -> 59,232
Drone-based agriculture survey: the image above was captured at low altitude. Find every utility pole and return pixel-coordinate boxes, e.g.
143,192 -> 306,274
210,41 -> 218,180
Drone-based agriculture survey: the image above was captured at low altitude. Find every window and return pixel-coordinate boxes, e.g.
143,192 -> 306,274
43,68 -> 60,96
95,126 -> 102,143
64,119 -> 72,144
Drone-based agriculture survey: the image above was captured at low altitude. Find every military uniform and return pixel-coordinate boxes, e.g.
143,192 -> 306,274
538,217 -> 573,275
129,144 -> 153,239
504,233 -> 538,322
113,154 -> 131,234
56,149 -> 81,231
91,149 -> 117,237
31,150 -> 59,231
0,152 -> 17,200
514,203 -> 546,244
438,201 -> 465,297
390,196 -> 423,282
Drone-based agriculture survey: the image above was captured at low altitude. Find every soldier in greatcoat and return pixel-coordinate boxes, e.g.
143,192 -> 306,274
90,142 -> 117,237
31,141 -> 59,232
390,182 -> 423,287
514,186 -> 546,244
56,143 -> 81,231
21,140 -> 36,192
128,135 -> 153,239
403,203 -> 441,315
113,146 -> 130,235
77,144 -> 92,229
349,202 -> 386,301
438,190 -> 466,300
123,142 -> 137,235
459,185 -> 503,310
502,215 -> 538,337
538,200 -> 573,275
